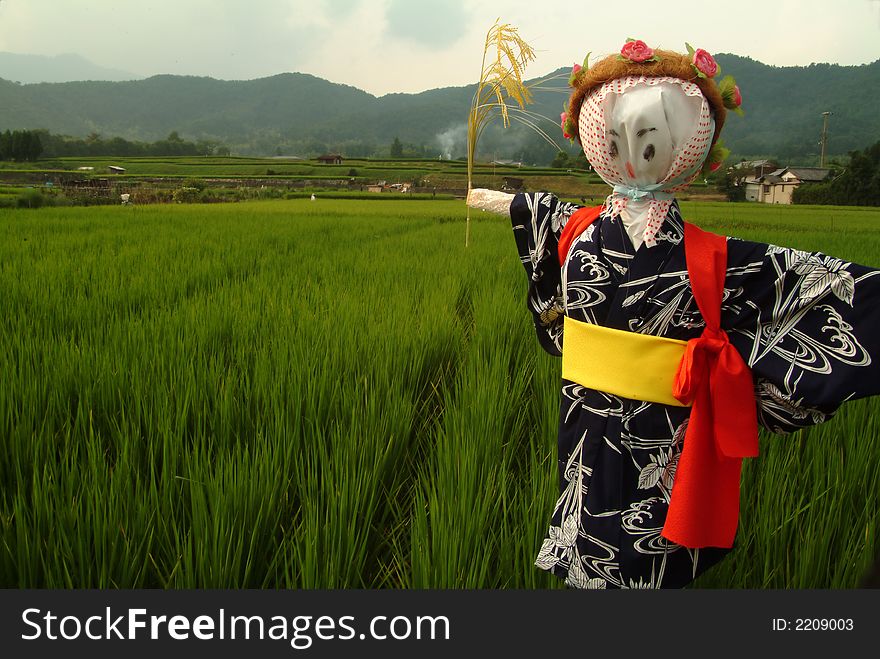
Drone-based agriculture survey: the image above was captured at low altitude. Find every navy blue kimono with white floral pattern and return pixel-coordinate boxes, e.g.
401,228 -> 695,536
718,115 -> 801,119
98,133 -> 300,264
512,191 -> 880,589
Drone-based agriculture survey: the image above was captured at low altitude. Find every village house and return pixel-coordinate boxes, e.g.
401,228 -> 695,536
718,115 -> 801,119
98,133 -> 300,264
737,159 -> 778,179
317,154 -> 344,165
744,167 -> 831,204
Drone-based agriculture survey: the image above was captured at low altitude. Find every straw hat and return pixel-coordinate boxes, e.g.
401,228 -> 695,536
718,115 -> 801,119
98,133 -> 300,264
561,40 -> 743,172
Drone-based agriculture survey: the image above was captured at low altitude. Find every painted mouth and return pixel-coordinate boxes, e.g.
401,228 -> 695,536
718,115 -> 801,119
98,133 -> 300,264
625,162 -> 635,178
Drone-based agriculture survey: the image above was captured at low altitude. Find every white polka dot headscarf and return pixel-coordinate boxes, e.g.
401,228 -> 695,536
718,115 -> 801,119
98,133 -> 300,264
562,41 -> 744,247
579,75 -> 715,247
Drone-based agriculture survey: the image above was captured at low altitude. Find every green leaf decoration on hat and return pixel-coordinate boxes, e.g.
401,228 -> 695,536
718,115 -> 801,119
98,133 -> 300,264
701,139 -> 730,177
718,75 -> 745,116
563,113 -> 578,143
568,52 -> 591,86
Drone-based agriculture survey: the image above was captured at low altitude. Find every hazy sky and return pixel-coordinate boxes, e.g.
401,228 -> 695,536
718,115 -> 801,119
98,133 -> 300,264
0,0 -> 878,95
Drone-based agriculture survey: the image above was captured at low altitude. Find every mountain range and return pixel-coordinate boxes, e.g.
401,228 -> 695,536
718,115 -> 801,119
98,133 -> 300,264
0,52 -> 141,84
0,53 -> 878,163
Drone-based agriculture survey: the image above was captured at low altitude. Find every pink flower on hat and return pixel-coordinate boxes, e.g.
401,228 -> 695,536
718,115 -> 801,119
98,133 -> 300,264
692,48 -> 718,77
620,39 -> 654,63
732,84 -> 742,107
568,62 -> 583,87
561,112 -> 572,139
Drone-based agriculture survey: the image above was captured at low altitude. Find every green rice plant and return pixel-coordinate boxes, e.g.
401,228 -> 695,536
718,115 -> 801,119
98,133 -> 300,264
1,199 -> 879,589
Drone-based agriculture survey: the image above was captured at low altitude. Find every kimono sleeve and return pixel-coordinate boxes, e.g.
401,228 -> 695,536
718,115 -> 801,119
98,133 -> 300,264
510,192 -> 581,356
722,239 -> 880,433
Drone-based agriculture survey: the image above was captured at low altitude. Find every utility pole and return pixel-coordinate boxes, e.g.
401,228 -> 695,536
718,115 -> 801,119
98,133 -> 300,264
820,111 -> 832,167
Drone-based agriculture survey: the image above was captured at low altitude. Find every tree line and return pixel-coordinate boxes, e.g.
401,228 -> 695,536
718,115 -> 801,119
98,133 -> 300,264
794,141 -> 880,206
550,150 -> 591,170
0,130 -> 44,161
0,129 -> 231,160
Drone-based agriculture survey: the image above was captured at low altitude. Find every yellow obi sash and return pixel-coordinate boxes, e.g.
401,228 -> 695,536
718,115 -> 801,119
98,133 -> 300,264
562,316 -> 690,407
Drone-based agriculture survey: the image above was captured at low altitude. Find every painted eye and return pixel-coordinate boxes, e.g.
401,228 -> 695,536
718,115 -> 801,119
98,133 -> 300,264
643,144 -> 655,161
609,141 -> 619,158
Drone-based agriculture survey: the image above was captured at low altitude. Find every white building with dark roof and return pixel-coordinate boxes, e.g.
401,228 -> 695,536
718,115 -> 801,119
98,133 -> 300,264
744,167 -> 831,204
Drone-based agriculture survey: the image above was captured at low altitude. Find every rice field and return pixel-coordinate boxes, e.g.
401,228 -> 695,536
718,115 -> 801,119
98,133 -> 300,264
1,198 -> 879,588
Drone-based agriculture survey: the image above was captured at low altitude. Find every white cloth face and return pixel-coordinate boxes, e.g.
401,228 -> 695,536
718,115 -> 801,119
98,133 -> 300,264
603,83 -> 701,187
578,76 -> 715,248
579,76 -> 714,191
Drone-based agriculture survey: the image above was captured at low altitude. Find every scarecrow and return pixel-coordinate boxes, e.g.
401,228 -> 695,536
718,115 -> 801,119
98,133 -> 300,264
467,40 -> 880,588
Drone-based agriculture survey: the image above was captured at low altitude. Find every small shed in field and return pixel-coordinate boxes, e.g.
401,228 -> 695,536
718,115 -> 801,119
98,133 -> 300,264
317,154 -> 344,165
108,165 -> 126,174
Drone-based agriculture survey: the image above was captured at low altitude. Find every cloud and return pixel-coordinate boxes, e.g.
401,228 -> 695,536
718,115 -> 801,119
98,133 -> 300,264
0,0 -> 345,79
1,0 -> 878,95
323,0 -> 362,15
384,0 -> 468,50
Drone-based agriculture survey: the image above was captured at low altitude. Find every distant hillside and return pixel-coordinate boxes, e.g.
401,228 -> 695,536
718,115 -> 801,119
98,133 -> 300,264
0,52 -> 141,83
713,54 -> 880,161
0,54 -> 877,163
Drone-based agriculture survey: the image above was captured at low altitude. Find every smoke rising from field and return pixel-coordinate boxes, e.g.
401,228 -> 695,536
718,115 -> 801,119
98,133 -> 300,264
434,115 -> 562,165
436,124 -> 467,160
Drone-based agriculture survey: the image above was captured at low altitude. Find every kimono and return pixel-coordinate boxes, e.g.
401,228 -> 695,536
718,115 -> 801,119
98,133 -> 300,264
512,191 -> 880,589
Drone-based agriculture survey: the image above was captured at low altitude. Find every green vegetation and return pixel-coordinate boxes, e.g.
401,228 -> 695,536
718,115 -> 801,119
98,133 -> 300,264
1,199 -> 878,588
2,55 -> 878,162
0,184 -> 69,209
794,140 -> 880,206
550,150 -> 590,170
0,129 -> 43,161
0,155 -> 610,207
21,130 -> 232,159
0,155 -> 596,181
390,137 -> 403,158
718,56 -> 880,163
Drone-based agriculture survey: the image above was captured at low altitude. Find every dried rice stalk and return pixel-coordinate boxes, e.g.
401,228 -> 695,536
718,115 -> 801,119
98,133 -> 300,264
466,20 -> 559,247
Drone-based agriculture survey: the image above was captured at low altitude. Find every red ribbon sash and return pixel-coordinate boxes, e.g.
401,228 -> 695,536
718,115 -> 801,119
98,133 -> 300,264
663,222 -> 759,548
